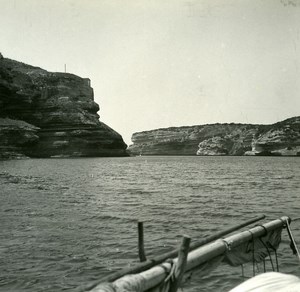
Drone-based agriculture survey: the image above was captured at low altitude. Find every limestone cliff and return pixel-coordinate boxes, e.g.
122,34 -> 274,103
246,116 -> 300,156
128,117 -> 300,156
0,118 -> 39,159
128,124 -> 258,155
0,55 -> 127,158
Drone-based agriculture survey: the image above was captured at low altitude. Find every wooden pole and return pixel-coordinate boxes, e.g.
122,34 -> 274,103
169,236 -> 191,292
138,221 -> 147,262
76,215 -> 265,292
89,216 -> 288,292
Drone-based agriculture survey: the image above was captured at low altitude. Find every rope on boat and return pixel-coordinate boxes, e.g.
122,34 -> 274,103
162,259 -> 175,290
249,230 -> 256,276
258,238 -> 275,272
285,218 -> 300,262
267,241 -> 279,272
155,259 -> 175,292
89,217 -> 289,292
255,223 -> 280,272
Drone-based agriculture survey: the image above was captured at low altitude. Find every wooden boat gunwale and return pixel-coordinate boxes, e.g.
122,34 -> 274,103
87,216 -> 290,292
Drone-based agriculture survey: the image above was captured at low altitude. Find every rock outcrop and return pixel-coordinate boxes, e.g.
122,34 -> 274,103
0,118 -> 39,159
128,117 -> 300,156
246,117 -> 300,156
0,55 -> 127,158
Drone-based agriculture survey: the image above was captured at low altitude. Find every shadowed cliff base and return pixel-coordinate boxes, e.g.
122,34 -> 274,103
128,117 -> 300,156
0,54 -> 128,158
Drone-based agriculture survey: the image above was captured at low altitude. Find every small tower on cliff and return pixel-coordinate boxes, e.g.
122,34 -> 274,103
83,78 -> 91,87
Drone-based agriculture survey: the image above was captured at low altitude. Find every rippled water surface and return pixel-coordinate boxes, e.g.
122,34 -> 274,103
1,156 -> 300,292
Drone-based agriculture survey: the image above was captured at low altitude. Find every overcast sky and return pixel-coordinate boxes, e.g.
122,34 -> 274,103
1,0 -> 300,144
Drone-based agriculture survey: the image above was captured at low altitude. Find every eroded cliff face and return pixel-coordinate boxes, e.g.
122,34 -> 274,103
129,124 -> 258,155
129,127 -> 202,155
246,117 -> 300,156
0,55 -> 127,158
128,117 -> 300,156
0,118 -> 39,159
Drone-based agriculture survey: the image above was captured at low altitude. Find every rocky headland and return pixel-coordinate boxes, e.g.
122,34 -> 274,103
0,54 -> 127,158
128,117 -> 300,156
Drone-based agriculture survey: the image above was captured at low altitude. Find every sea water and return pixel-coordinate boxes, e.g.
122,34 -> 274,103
0,156 -> 299,292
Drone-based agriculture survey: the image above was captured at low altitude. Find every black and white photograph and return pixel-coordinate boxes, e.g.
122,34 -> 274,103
1,1 -> 300,291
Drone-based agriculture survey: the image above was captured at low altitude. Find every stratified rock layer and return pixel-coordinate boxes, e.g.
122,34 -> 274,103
0,56 -> 127,158
128,117 -> 300,156
0,118 -> 39,159
247,117 -> 300,156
